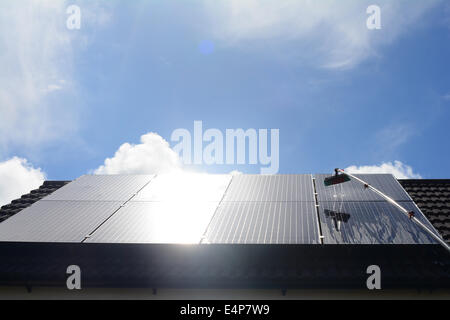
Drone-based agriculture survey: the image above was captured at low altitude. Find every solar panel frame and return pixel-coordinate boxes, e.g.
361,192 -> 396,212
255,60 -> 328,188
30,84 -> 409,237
314,173 -> 413,202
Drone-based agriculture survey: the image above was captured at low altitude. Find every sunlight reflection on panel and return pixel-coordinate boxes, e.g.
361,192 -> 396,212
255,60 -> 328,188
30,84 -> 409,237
86,201 -> 219,244
133,173 -> 232,202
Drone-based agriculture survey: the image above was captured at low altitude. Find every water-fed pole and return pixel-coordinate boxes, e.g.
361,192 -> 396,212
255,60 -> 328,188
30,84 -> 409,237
324,168 -> 450,253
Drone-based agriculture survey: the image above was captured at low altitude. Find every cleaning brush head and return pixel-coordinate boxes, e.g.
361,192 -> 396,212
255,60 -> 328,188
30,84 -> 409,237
324,173 -> 351,186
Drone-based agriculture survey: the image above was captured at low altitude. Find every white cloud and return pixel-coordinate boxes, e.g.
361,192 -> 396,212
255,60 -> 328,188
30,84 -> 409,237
204,0 -> 441,69
0,157 -> 45,207
345,161 -> 421,179
94,133 -> 182,175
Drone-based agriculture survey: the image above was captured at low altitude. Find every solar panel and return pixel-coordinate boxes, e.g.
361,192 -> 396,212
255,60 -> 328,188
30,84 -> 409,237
133,173 -> 231,202
44,174 -> 154,202
0,200 -> 122,242
86,201 -> 219,244
318,201 -> 439,244
223,174 -> 314,202
315,173 -> 412,202
204,201 -> 319,244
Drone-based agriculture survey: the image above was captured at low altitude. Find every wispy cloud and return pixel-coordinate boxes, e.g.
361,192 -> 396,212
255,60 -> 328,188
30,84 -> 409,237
0,1 -> 113,153
203,0 -> 441,69
0,1 -> 75,150
375,123 -> 415,156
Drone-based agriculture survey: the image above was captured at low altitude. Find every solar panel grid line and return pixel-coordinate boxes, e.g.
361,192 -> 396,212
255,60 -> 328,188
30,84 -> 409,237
283,201 -> 288,243
217,202 -> 233,243
228,201 -> 245,243
235,202 -> 247,243
238,201 -> 253,243
272,202 -> 280,243
198,175 -> 233,243
246,203 -> 258,243
208,203 -> 228,243
82,176 -> 156,242
257,203 -> 266,243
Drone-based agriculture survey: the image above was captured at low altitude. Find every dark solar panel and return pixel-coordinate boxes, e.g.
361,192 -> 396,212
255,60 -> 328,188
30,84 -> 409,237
44,174 -> 154,202
223,174 -> 314,201
0,200 -> 122,242
315,173 -> 412,202
318,201 -> 439,244
204,201 -> 319,244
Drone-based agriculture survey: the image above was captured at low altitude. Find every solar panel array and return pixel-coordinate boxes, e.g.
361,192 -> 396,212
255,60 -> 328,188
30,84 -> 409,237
0,173 -> 441,245
0,175 -> 155,242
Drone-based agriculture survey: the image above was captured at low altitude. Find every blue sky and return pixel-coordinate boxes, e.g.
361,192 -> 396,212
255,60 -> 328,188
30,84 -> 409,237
1,0 -> 450,204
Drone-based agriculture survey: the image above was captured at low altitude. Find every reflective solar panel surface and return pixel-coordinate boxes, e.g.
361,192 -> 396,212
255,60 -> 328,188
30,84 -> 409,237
86,201 -> 219,244
44,174 -> 154,202
315,173 -> 412,202
223,174 -> 314,201
204,201 -> 319,244
318,201 -> 439,244
133,173 -> 231,202
0,200 -> 121,242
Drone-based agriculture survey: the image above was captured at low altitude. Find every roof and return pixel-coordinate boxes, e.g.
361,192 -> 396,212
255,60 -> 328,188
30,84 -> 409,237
0,181 -> 69,223
399,179 -> 450,243
0,174 -> 449,290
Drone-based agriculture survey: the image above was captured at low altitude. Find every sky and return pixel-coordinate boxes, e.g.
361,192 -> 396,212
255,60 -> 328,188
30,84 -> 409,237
1,0 -> 450,206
